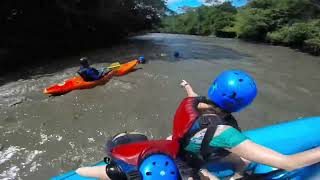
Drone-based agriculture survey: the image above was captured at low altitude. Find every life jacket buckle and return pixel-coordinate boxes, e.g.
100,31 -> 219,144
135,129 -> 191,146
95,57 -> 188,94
104,156 -> 111,164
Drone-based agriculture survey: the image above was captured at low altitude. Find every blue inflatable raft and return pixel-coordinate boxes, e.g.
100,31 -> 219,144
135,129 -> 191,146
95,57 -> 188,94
51,117 -> 320,180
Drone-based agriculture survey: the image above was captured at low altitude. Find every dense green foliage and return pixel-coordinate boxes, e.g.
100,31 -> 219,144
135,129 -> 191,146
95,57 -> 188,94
160,0 -> 320,55
160,2 -> 237,37
0,0 -> 167,48
0,0 -> 168,72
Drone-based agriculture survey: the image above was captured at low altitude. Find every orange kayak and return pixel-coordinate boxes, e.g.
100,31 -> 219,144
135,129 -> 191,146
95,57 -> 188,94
114,59 -> 139,76
43,60 -> 139,95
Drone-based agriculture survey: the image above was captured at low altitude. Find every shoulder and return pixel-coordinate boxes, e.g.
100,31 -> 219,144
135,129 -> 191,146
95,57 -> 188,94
197,102 -> 212,109
215,125 -> 232,137
211,127 -> 249,149
196,96 -> 215,109
215,126 -> 246,140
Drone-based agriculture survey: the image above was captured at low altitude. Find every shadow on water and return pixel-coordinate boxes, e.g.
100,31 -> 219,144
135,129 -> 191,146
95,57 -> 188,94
0,39 -> 136,86
0,33 -> 251,86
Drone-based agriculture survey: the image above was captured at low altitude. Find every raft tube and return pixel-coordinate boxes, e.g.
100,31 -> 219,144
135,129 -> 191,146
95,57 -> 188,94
50,117 -> 320,180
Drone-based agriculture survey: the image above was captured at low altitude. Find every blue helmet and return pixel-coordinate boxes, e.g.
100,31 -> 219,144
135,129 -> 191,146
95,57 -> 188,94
208,70 -> 257,112
139,154 -> 178,180
138,56 -> 146,64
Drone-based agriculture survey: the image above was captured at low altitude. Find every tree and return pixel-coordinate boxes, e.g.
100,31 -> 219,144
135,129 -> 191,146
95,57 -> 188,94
0,0 -> 167,48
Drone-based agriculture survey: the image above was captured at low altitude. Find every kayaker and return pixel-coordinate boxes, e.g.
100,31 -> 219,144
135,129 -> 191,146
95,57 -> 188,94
174,70 -> 320,179
78,57 -> 109,82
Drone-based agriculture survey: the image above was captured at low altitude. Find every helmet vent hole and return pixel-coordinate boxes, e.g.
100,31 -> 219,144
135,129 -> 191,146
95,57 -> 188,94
146,172 -> 152,176
165,161 -> 169,166
222,93 -> 226,96
170,171 -> 175,175
239,79 -> 243,82
234,72 -> 239,75
152,162 -> 156,166
231,92 -> 237,99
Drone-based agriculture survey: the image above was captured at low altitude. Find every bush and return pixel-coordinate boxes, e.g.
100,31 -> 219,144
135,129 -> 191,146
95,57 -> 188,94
286,23 -> 313,46
267,20 -> 320,46
304,38 -> 320,55
159,2 -> 236,36
266,27 -> 289,44
160,0 -> 320,55
233,9 -> 271,40
234,0 -> 320,41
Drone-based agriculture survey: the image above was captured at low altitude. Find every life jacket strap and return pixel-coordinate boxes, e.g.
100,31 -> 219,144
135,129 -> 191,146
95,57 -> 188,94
200,114 -> 231,159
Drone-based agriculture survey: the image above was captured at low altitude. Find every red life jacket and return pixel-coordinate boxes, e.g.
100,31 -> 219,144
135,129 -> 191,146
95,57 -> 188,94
109,97 -> 238,168
172,97 -> 240,164
172,97 -> 201,142
110,140 -> 180,166
108,97 -> 206,167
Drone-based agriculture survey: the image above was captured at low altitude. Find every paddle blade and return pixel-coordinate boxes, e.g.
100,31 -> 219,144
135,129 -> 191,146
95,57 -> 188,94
108,62 -> 121,70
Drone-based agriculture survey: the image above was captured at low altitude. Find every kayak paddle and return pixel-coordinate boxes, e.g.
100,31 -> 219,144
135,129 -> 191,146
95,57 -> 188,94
108,62 -> 121,70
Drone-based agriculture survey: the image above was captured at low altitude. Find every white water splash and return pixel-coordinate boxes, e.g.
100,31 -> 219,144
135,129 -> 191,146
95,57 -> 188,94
39,132 -> 63,145
0,145 -> 45,180
0,166 -> 20,180
88,138 -> 95,143
39,132 -> 48,145
24,150 -> 44,165
29,161 -> 41,173
0,146 -> 25,165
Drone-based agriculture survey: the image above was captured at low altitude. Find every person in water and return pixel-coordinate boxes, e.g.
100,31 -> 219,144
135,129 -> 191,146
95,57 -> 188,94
78,57 -> 110,82
173,70 -> 320,179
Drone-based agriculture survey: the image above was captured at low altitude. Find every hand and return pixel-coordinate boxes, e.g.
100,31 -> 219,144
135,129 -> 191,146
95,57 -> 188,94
199,169 -> 220,180
180,80 -> 189,87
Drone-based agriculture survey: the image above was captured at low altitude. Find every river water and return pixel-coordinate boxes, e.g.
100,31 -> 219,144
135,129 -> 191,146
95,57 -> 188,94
0,33 -> 319,179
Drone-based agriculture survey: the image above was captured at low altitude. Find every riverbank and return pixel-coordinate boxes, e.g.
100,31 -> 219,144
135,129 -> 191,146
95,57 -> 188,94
0,0 -> 168,75
160,0 -> 320,56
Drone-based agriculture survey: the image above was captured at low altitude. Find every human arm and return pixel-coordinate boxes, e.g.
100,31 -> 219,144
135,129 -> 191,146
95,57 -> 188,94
180,80 -> 199,97
229,140 -> 320,171
76,165 -> 110,180
179,80 -> 217,111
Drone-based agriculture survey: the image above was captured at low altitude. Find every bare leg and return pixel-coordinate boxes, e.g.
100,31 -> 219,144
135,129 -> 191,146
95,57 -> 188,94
76,165 -> 110,180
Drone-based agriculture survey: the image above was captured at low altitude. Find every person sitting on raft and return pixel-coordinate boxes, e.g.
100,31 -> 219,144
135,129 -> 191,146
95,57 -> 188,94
78,57 -> 110,82
174,70 -> 320,179
75,132 -> 204,180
